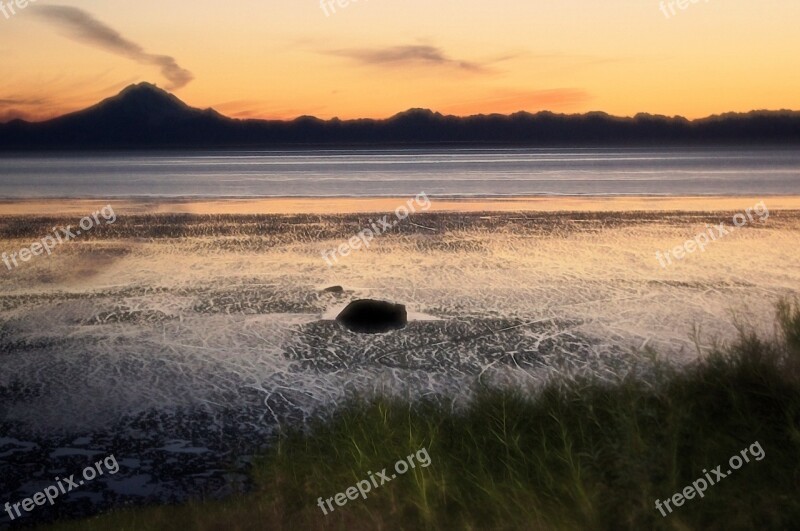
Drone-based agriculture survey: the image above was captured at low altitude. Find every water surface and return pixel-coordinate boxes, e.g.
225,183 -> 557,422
1,148 -> 798,198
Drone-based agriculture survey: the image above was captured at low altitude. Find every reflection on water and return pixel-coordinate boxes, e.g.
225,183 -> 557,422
1,147 -> 799,198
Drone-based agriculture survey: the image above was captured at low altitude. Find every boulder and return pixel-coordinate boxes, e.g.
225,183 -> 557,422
322,285 -> 345,294
336,299 -> 407,334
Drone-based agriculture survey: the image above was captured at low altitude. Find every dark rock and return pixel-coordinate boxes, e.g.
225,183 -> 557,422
336,300 -> 407,334
322,286 -> 345,293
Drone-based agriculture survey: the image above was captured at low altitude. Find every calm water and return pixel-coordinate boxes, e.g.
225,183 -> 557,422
1,148 -> 799,198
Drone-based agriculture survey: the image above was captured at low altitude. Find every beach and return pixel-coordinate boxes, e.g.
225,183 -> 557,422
1,197 -> 799,525
3,0 -> 800,525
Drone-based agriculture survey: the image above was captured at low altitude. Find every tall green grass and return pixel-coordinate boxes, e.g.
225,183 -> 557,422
41,301 -> 800,531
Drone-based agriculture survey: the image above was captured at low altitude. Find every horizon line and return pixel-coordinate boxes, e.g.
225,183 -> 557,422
3,82 -> 800,126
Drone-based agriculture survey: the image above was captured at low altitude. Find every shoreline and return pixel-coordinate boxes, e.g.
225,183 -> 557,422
2,195 -> 800,216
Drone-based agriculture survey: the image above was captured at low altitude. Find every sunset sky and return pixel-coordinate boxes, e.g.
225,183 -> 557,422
1,0 -> 799,122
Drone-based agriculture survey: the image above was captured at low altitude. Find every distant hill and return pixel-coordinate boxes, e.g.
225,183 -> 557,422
2,83 -> 800,149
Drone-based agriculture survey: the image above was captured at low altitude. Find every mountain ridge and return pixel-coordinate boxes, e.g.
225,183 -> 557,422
2,83 -> 800,149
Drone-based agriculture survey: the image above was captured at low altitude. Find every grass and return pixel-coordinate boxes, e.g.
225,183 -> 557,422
39,300 -> 800,531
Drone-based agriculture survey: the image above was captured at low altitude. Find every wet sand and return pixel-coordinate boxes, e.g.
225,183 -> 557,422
1,199 -> 799,526
3,195 -> 800,216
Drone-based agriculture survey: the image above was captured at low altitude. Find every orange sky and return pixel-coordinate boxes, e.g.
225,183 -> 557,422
1,0 -> 799,122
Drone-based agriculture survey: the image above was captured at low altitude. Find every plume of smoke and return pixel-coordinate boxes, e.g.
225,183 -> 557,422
34,5 -> 193,90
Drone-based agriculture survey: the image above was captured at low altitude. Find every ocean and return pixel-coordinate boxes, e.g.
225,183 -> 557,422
1,147 -> 799,198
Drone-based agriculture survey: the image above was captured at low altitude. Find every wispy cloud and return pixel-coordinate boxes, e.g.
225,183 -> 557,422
0,97 -> 48,106
329,45 -> 486,72
0,75 -> 141,123
0,93 -> 57,122
33,5 -> 193,90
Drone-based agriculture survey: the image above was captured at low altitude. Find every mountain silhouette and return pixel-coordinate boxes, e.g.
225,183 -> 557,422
2,83 -> 800,149
75,83 -> 219,124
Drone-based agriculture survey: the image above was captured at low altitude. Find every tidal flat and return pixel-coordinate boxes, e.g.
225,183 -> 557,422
1,202 -> 799,527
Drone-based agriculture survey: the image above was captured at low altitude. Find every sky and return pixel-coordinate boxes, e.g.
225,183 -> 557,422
1,0 -> 799,122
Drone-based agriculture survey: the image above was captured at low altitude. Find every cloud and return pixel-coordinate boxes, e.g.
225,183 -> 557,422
0,95 -> 54,122
33,5 -> 193,89
0,97 -> 48,106
0,110 -> 30,122
329,45 -> 486,72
